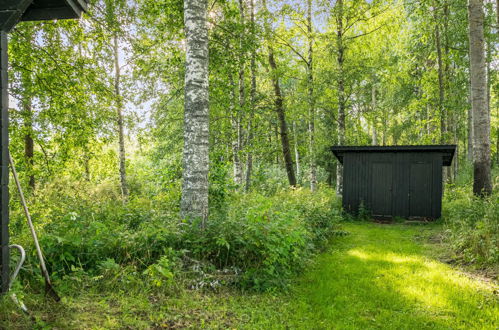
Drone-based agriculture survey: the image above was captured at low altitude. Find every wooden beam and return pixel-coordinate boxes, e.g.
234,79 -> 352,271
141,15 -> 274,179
21,0 -> 87,22
0,30 -> 10,294
66,0 -> 88,15
21,7 -> 79,21
0,0 -> 33,32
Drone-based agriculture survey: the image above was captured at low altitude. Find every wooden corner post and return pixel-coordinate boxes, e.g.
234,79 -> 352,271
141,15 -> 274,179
0,29 -> 9,294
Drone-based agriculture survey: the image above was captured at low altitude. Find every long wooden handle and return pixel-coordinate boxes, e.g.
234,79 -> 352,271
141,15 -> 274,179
9,155 -> 53,288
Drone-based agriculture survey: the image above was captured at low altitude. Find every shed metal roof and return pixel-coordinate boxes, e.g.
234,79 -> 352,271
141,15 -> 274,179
1,0 -> 87,31
331,145 -> 457,166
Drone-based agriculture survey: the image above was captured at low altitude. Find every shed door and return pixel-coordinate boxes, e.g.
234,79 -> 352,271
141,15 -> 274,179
409,162 -> 432,217
371,162 -> 393,216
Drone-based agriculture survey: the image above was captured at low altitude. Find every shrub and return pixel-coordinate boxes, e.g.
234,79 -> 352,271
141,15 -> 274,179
443,186 -> 498,267
181,188 -> 342,290
12,179 -> 342,292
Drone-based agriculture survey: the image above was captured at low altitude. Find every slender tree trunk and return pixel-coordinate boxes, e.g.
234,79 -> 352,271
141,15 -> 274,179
231,0 -> 246,186
497,0 -> 499,39
467,81 -> 474,161
23,100 -> 35,190
442,0 -> 457,181
336,0 -> 345,195
307,0 -> 317,192
83,150 -> 90,181
486,28 -> 492,120
371,84 -> 377,146
468,0 -> 492,196
20,29 -> 35,189
263,0 -> 296,187
181,0 -> 210,222
229,74 -> 242,185
269,51 -> 296,186
435,17 -> 449,181
434,6 -> 446,145
245,0 -> 257,192
113,35 -> 129,200
293,121 -> 300,183
21,74 -> 34,189
467,108 -> 474,162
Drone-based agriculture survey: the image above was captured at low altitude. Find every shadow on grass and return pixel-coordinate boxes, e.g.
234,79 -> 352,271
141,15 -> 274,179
284,223 -> 498,329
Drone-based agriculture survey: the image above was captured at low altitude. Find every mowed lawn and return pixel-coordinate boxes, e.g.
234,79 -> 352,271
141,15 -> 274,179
267,222 -> 499,329
2,222 -> 498,329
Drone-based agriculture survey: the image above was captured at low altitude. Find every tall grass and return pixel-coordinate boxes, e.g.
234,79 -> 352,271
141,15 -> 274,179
442,163 -> 498,269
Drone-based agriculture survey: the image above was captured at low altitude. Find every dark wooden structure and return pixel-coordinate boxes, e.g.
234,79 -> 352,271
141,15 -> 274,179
331,145 -> 456,220
1,0 -> 87,294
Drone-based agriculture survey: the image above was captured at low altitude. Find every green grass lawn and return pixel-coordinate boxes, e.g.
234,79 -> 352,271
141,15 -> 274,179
2,222 -> 498,329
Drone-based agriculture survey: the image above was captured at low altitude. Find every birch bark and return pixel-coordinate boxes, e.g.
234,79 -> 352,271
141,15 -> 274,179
113,35 -> 129,200
468,0 -> 492,196
181,0 -> 210,221
307,0 -> 317,192
371,84 -> 377,146
245,0 -> 257,192
336,0 -> 345,195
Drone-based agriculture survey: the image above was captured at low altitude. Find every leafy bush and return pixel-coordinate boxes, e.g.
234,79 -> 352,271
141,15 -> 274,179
181,188 -> 342,290
11,180 -> 342,292
443,186 -> 498,268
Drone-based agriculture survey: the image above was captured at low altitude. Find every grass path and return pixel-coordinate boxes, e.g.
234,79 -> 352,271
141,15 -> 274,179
205,222 -> 498,329
2,222 -> 498,329
263,222 -> 498,329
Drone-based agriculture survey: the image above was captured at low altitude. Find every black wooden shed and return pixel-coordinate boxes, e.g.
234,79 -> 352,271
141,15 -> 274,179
1,0 -> 87,294
331,145 -> 456,220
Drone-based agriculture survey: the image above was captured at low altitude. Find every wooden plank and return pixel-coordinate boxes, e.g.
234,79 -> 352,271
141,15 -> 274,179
432,154 -> 443,218
0,30 -> 9,294
409,158 -> 432,217
0,0 -> 33,31
21,0 -> 86,21
21,7 -> 78,21
66,0 -> 87,15
371,161 -> 393,216
342,154 -> 352,212
393,152 -> 410,218
0,0 -> 33,10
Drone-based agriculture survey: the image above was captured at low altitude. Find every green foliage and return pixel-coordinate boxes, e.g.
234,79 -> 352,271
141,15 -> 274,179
443,186 -> 498,267
143,254 -> 175,288
10,177 -> 341,292
3,223 -> 498,329
182,188 -> 341,290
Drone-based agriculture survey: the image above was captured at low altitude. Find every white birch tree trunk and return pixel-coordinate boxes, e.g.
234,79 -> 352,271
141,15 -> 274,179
181,0 -> 210,222
244,0 -> 257,192
229,74 -> 242,185
467,83 -> 473,161
307,0 -> 317,192
113,35 -> 129,200
234,0 -> 245,186
468,0 -> 492,196
335,0 -> 345,195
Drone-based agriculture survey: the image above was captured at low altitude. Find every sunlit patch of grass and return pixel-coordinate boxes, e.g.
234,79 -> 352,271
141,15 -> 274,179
285,223 -> 498,329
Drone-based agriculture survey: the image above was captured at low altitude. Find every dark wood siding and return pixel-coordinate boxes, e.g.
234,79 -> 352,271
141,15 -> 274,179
371,161 -> 393,216
0,31 -> 9,294
335,148 -> 454,220
409,161 -> 432,216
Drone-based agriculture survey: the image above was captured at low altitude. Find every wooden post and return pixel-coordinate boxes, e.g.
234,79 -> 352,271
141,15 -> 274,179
0,30 -> 9,294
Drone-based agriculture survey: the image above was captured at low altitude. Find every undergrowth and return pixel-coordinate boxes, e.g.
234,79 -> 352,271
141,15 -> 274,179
442,164 -> 498,271
8,181 -> 342,294
443,187 -> 498,268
